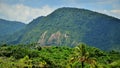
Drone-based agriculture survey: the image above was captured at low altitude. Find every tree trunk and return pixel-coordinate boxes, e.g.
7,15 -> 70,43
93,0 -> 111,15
81,61 -> 84,68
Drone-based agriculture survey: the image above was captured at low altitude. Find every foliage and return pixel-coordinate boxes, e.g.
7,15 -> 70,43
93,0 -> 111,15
0,43 -> 120,68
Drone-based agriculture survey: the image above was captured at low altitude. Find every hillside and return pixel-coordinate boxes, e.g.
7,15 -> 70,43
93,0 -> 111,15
3,7 -> 120,50
0,19 -> 25,36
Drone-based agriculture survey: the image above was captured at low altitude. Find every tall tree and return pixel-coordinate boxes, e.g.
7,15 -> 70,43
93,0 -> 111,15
71,43 -> 97,68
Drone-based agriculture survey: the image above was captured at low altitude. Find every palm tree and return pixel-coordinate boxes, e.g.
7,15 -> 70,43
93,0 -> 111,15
71,43 -> 97,68
75,43 -> 87,68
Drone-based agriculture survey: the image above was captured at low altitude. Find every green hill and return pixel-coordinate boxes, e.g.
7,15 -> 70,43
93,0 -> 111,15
2,7 -> 120,50
0,19 -> 25,36
0,19 -> 26,43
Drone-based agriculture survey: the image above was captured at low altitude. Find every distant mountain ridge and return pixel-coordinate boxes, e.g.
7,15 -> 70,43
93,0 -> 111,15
0,19 -> 25,35
0,19 -> 26,43
1,7 -> 120,50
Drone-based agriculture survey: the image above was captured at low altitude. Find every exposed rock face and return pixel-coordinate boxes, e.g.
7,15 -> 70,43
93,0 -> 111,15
37,31 -> 48,45
37,31 -> 73,46
48,31 -> 61,45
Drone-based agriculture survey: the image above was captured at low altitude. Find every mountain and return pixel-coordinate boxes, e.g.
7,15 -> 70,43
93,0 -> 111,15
2,7 -> 120,50
0,19 -> 26,43
2,16 -> 45,44
0,19 -> 26,36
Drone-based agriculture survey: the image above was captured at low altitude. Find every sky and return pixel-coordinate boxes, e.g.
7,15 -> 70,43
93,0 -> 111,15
0,0 -> 120,24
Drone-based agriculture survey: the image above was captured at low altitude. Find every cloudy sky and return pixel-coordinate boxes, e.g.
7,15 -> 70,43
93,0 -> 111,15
0,0 -> 120,24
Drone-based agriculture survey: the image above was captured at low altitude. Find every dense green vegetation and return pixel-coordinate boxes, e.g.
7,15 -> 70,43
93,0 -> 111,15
2,7 -> 120,50
0,43 -> 120,68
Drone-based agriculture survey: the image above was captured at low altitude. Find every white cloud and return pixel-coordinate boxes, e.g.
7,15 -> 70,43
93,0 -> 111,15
95,9 -> 120,19
110,10 -> 120,18
0,3 -> 54,24
110,10 -> 120,14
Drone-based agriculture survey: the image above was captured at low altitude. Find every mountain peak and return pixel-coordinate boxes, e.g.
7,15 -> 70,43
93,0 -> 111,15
52,7 -> 120,20
55,7 -> 85,11
51,7 -> 85,14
